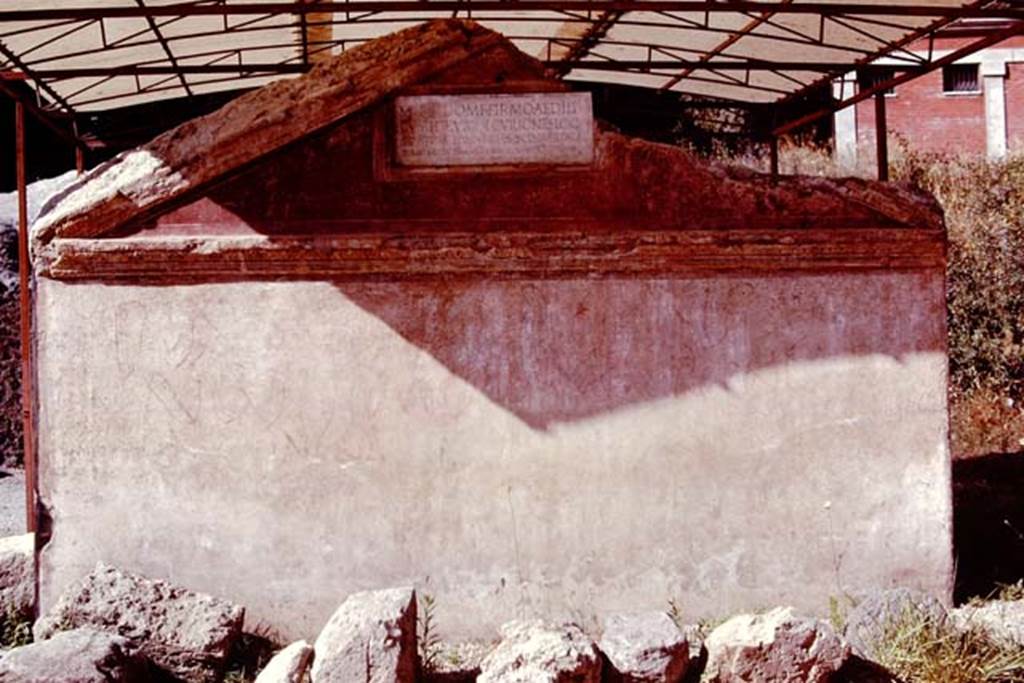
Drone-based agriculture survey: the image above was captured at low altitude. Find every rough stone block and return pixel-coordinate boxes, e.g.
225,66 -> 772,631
478,620 -> 602,683
949,600 -> 1024,648
423,640 -> 491,681
704,607 -> 849,683
33,563 -> 244,683
598,612 -> 689,682
0,533 -> 33,616
311,587 -> 417,683
256,640 -> 314,683
0,627 -> 148,682
843,588 -> 946,658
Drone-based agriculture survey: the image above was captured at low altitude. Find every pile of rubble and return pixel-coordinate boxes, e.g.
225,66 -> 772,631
0,535 -> 1021,681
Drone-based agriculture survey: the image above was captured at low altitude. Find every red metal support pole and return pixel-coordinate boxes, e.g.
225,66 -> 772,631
0,3 -> 1022,21
76,146 -> 84,175
15,101 -> 36,533
874,91 -> 888,181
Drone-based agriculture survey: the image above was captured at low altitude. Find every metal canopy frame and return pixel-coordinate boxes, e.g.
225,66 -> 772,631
0,2 -> 1018,148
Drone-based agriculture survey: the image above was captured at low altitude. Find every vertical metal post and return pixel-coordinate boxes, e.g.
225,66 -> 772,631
874,91 -> 889,181
298,2 -> 310,66
15,101 -> 36,533
769,136 -> 779,179
75,146 -> 84,175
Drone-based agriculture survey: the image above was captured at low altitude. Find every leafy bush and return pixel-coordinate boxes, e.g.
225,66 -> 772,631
892,148 -> 1024,456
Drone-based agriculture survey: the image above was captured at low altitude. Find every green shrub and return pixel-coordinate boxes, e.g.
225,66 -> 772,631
418,593 -> 442,674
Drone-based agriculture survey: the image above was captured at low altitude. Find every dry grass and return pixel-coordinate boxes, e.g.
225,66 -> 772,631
866,606 -> 1024,683
952,388 -> 1024,458
897,150 -> 1024,457
0,604 -> 32,649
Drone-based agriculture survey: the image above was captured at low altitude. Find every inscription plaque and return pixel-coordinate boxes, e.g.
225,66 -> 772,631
394,92 -> 593,167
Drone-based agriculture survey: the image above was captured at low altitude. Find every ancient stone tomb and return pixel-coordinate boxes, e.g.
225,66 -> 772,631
31,20 -> 951,640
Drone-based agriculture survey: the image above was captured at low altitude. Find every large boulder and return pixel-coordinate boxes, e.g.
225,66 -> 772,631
311,587 -> 417,683
598,612 -> 690,682
477,620 -> 602,683
949,600 -> 1024,648
704,607 -> 849,683
842,588 -> 946,658
33,563 -> 244,683
256,640 -> 314,683
0,627 -> 148,682
0,533 -> 33,616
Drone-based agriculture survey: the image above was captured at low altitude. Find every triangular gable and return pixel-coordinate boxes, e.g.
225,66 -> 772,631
31,19 -> 946,282
32,20 -> 535,246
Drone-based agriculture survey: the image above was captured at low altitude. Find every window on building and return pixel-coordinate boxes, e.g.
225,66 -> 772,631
857,68 -> 896,96
942,64 -> 980,94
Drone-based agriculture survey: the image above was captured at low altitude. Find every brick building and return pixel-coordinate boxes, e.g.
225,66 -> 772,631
834,21 -> 1024,165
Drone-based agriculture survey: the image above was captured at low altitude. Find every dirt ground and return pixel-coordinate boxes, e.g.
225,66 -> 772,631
954,450 -> 1024,601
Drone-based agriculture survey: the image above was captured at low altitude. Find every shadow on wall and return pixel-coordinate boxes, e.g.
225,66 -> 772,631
83,113 -> 951,430
954,451 -> 1024,602
334,277 -> 943,429
64,90 -> 949,430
